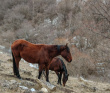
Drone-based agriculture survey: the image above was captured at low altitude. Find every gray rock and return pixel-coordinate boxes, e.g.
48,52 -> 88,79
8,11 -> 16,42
9,80 -> 17,85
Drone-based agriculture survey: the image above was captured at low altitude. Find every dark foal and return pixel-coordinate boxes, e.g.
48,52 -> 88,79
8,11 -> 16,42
49,57 -> 69,86
11,39 -> 72,82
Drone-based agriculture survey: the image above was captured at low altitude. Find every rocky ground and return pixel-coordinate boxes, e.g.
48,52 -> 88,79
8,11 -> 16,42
0,50 -> 110,93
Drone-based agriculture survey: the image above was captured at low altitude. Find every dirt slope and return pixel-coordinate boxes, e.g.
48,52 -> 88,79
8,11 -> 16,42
0,51 -> 110,93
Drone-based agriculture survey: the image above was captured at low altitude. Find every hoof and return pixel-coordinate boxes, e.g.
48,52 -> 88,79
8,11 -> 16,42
46,80 -> 50,83
17,75 -> 22,80
18,77 -> 22,80
57,82 -> 62,85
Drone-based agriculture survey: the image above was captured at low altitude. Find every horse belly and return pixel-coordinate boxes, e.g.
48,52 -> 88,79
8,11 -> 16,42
20,50 -> 39,63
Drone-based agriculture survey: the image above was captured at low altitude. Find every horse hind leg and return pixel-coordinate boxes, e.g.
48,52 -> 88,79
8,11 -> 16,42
15,57 -> 21,79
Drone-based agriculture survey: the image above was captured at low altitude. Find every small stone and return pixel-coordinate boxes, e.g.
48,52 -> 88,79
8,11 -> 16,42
41,87 -> 48,93
10,80 -> 17,84
30,88 -> 36,92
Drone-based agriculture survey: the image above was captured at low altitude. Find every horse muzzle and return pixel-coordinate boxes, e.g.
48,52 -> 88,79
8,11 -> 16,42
63,83 -> 65,87
68,58 -> 72,63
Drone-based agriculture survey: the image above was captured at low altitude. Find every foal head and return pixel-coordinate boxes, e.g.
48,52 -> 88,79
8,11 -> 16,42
60,44 -> 72,62
63,73 -> 69,86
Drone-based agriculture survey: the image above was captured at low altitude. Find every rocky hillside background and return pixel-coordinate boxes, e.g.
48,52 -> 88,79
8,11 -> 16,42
0,0 -> 110,83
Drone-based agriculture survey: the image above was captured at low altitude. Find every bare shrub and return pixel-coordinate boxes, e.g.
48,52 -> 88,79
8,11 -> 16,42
34,13 -> 44,25
12,4 -> 31,20
68,56 -> 96,78
1,30 -> 15,47
3,10 -> 24,31
28,0 -> 56,25
15,20 -> 34,40
57,0 -> 80,28
33,22 -> 56,44
44,4 -> 57,21
85,0 -> 110,39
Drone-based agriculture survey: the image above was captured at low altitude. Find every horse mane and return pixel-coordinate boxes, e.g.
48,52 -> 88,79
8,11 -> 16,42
46,45 -> 60,52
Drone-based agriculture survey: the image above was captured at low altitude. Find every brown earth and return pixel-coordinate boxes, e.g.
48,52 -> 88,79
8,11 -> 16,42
0,51 -> 110,93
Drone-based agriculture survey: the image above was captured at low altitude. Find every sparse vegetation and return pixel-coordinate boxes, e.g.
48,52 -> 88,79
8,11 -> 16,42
0,0 -> 110,84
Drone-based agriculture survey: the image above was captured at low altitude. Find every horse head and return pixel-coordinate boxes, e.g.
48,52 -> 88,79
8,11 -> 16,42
60,43 -> 72,62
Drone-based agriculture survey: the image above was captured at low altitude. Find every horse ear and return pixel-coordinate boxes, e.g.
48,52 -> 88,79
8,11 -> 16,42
63,43 -> 68,49
66,43 -> 68,47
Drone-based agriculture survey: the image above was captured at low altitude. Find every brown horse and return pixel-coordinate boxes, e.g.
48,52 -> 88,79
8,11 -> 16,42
49,57 -> 69,86
11,39 -> 72,82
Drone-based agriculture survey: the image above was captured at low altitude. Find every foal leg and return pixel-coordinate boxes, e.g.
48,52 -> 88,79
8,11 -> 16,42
55,71 -> 60,84
59,72 -> 62,85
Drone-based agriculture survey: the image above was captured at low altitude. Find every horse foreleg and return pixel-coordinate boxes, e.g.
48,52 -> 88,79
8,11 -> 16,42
45,68 -> 49,82
38,65 -> 44,79
38,70 -> 42,79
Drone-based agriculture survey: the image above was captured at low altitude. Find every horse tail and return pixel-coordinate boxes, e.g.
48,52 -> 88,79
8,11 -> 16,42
12,52 -> 17,75
12,51 -> 21,79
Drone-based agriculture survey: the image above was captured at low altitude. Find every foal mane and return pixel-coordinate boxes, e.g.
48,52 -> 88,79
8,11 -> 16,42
60,59 -> 68,76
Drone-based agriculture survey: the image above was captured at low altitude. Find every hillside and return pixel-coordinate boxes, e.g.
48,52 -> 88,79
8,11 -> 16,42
0,0 -> 110,92
0,51 -> 110,93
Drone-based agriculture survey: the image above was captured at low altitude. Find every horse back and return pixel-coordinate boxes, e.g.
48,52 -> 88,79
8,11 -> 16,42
49,58 -> 63,71
11,39 -> 46,63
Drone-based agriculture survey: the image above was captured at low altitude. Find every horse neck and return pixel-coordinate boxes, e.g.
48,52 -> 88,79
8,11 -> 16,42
48,45 -> 61,58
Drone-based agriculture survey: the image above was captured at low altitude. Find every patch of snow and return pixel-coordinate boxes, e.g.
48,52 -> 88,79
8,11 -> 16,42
19,86 -> 28,90
30,88 -> 36,92
97,70 -> 105,73
0,52 -> 3,54
21,59 -> 27,63
0,45 -> 5,49
97,63 -> 104,65
52,17 -> 58,25
21,59 -> 39,69
56,0 -> 62,4
44,19 -> 51,24
29,63 -> 39,69
103,0 -> 106,4
72,36 -> 91,50
73,36 -> 77,40
34,34 -> 38,37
